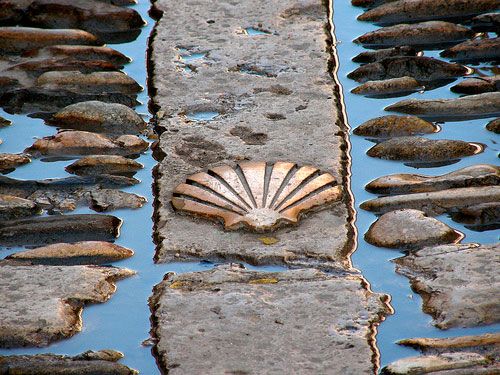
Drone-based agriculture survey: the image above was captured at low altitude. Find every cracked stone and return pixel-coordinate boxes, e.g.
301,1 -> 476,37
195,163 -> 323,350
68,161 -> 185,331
0,153 -> 30,173
0,194 -> 41,221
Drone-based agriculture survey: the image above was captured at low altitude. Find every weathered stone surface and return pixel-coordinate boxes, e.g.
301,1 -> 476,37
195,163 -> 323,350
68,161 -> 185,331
441,37 -> 500,63
399,332 -> 500,351
25,130 -> 148,157
66,155 -> 143,177
366,136 -> 480,163
365,164 -> 500,195
394,243 -> 499,329
0,27 -> 100,54
357,0 -> 500,26
486,118 -> 500,133
385,92 -> 500,121
87,189 -> 146,212
361,186 -> 500,215
48,101 -> 146,135
7,58 -> 117,77
150,265 -> 390,374
354,115 -> 438,138
0,263 -> 133,347
0,153 -> 30,173
450,202 -> 500,231
0,214 -> 122,246
7,241 -> 133,265
451,76 -> 500,95
0,351 -> 138,375
471,12 -> 500,33
0,194 -> 40,220
365,209 -> 461,249
347,57 -> 467,83
354,21 -> 473,49
352,45 -> 417,63
352,76 -> 423,97
25,0 -> 145,34
151,0 -> 352,267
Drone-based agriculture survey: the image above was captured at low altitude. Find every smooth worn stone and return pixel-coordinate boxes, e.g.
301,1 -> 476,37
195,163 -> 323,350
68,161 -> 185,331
7,58 -> 117,78
7,241 -> 134,265
351,76 -> 423,97
441,37 -> 500,63
0,214 -> 122,246
0,115 -> 11,127
352,46 -> 417,64
398,333 -> 500,351
150,265 -> 390,374
365,209 -> 461,249
471,12 -> 500,33
49,101 -> 146,135
394,243 -> 499,329
385,92 -> 500,121
361,186 -> 500,215
36,71 -> 142,95
486,118 -> 500,133
354,21 -> 474,49
0,153 -> 30,173
366,164 -> 500,195
152,0 -> 352,267
357,0 -> 500,26
366,136 -> 480,163
25,130 -> 148,157
87,189 -> 146,212
347,56 -> 467,83
25,0 -> 145,34
451,76 -> 500,95
23,45 -> 130,68
0,194 -> 40,221
0,263 -> 133,347
0,27 -> 100,54
353,115 -> 438,138
66,155 -> 143,177
0,351 -> 137,375
450,202 -> 500,231
0,0 -> 31,25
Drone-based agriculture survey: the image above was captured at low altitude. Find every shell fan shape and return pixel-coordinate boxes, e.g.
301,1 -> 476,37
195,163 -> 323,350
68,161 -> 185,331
171,161 -> 343,232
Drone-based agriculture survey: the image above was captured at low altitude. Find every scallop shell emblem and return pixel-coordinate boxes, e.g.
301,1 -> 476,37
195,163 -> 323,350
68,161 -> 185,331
172,161 -> 342,232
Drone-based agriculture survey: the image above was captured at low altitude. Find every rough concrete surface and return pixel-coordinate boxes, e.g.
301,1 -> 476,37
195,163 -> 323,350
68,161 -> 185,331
151,0 -> 352,268
394,243 -> 499,329
150,265 -> 391,374
0,263 -> 134,347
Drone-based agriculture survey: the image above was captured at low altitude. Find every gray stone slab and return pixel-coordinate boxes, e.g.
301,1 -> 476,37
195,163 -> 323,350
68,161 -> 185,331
149,265 -> 391,374
0,263 -> 134,347
151,0 -> 352,267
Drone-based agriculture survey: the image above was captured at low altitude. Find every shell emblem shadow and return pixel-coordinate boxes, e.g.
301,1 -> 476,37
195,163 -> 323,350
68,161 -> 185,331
171,161 -> 343,232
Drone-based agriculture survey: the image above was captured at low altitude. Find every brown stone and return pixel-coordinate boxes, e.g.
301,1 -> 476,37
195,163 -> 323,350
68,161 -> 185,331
7,241 -> 134,265
451,76 -> 500,95
352,76 -> 423,97
471,12 -> 500,33
0,153 -> 30,173
7,58 -> 117,77
66,155 -> 143,177
0,194 -> 40,221
486,118 -> 500,133
0,116 -> 11,127
441,37 -> 500,63
352,45 -> 417,64
365,209 -> 461,249
450,202 -> 500,231
87,189 -> 146,212
353,115 -> 438,138
398,333 -> 500,350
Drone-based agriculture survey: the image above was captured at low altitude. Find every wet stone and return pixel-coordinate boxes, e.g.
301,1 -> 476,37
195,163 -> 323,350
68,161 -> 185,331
471,12 -> 500,33
366,136 -> 480,163
0,263 -> 133,347
486,118 -> 500,133
0,194 -> 40,221
25,130 -> 148,158
353,115 -> 438,138
451,76 -> 500,95
66,155 -> 143,177
357,0 -> 500,26
354,21 -> 474,49
365,209 -> 461,249
361,185 -> 500,215
6,241 -> 134,265
0,27 -> 100,55
0,115 -> 11,127
150,265 -> 390,374
48,101 -> 146,135
0,214 -> 122,246
87,189 -> 146,212
441,37 -> 500,63
385,92 -> 500,121
394,243 -> 499,329
0,153 -> 30,173
347,56 -> 467,83
450,202 -> 500,231
365,164 -> 500,195
352,76 -> 423,97
6,58 -> 118,78
352,46 -> 417,64
0,350 -> 138,375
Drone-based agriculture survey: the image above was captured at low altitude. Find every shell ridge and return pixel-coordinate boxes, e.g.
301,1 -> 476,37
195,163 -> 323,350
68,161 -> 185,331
274,169 -> 322,210
261,162 -> 273,208
278,179 -> 337,213
234,164 -> 258,208
268,163 -> 298,208
173,192 -> 245,216
279,185 -> 341,216
207,169 -> 253,210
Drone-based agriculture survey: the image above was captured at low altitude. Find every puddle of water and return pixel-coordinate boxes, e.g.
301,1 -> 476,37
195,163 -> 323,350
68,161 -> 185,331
244,27 -> 271,36
179,52 -> 206,62
332,1 -> 499,370
186,111 -> 219,122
